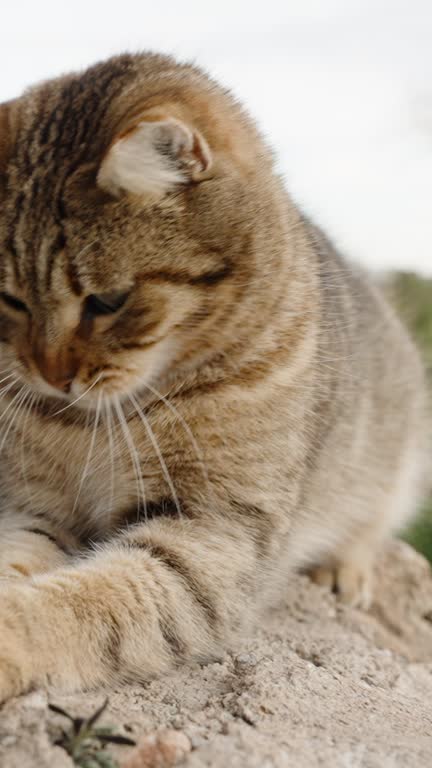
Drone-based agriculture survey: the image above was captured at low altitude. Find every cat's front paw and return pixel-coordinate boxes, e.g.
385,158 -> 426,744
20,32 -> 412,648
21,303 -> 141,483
0,530 -> 71,583
0,634 -> 30,703
0,563 -> 32,583
0,590 -> 35,702
0,653 -> 26,703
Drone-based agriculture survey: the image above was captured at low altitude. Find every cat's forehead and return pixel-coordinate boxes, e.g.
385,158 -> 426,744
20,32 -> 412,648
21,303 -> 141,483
0,52 -> 260,301
10,51 -> 199,179
10,59 -> 136,189
5,55 -> 189,238
0,57 -> 145,295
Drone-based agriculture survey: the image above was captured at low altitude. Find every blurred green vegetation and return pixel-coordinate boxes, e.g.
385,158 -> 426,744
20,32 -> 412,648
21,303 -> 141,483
386,271 -> 432,563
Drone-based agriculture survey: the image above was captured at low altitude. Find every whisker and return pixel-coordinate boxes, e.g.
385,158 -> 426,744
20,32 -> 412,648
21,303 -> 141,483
104,397 -> 116,518
0,384 -> 29,454
143,380 -> 210,490
75,239 -> 100,260
0,381 -> 16,402
0,371 -> 18,387
52,374 -> 103,416
0,379 -> 22,423
28,391 -> 43,490
129,392 -> 182,519
71,390 -> 102,516
113,395 -> 146,523
19,389 -> 36,501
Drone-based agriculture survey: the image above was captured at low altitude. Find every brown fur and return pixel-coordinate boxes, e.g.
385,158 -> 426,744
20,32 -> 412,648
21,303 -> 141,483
0,53 -> 428,701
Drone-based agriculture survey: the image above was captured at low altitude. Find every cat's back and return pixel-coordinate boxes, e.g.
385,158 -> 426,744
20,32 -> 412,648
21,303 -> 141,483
287,221 -> 429,571
312,222 -> 426,415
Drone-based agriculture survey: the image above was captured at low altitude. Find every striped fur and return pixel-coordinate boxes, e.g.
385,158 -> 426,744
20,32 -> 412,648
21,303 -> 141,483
0,53 -> 428,701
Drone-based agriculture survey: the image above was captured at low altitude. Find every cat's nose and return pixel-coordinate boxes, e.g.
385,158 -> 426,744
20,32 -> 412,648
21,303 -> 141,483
32,343 -> 78,394
39,368 -> 75,393
47,376 -> 74,394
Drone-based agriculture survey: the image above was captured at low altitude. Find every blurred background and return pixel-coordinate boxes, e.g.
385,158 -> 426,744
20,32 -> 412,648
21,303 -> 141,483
2,0 -> 432,559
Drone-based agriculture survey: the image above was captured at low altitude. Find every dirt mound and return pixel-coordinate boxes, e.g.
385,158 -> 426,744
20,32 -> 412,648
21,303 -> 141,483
1,541 -> 431,768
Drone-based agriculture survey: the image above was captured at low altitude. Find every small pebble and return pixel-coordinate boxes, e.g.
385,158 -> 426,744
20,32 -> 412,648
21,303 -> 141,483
0,736 -> 17,747
170,715 -> 184,730
122,728 -> 191,768
234,653 -> 257,668
188,732 -> 205,750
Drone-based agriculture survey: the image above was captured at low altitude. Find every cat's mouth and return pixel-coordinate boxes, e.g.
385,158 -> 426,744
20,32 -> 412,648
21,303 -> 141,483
26,367 -> 166,414
34,372 -> 129,411
12,337 -> 175,412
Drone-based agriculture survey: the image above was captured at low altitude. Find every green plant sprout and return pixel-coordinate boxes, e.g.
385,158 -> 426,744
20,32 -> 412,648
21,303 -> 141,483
49,698 -> 135,768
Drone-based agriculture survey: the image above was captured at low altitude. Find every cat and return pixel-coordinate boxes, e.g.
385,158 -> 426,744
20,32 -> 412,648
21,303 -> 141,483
0,52 -> 427,702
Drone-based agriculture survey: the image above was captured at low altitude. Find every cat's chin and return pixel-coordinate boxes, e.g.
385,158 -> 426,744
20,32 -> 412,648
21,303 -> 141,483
21,373 -> 167,417
16,338 -> 177,413
37,377 -> 164,415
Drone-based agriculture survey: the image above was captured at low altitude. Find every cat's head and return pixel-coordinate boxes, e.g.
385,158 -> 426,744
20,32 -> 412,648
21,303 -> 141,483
0,54 -> 280,410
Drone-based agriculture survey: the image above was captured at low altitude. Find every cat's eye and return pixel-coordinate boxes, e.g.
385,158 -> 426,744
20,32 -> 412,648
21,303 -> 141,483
0,292 -> 28,313
85,291 -> 129,316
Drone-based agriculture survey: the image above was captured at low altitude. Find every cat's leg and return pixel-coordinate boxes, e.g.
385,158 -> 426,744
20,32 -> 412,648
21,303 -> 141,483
309,445 -> 424,610
0,511 -> 74,581
0,511 -> 274,701
308,510 -> 394,610
309,481 -> 420,609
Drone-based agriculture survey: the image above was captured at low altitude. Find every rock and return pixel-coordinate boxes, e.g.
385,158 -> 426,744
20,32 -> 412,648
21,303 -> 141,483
0,541 -> 431,768
234,653 -> 258,668
121,729 -> 191,767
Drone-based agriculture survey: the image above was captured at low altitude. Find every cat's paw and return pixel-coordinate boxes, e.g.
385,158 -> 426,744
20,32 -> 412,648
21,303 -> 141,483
0,628 -> 30,703
0,563 -> 33,583
0,532 -> 71,584
0,589 -> 36,702
0,654 -> 25,703
309,560 -> 373,610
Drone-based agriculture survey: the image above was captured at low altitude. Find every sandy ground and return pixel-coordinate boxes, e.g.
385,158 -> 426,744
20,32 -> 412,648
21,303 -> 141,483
1,540 -> 432,768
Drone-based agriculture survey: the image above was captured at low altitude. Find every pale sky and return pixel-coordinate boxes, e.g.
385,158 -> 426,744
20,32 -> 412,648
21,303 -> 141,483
2,0 -> 432,274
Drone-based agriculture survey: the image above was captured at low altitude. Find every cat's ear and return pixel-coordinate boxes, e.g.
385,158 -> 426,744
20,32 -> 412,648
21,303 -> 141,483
97,112 -> 212,199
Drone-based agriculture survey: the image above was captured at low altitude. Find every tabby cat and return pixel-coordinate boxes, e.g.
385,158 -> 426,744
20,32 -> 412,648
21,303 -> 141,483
0,53 -> 427,701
